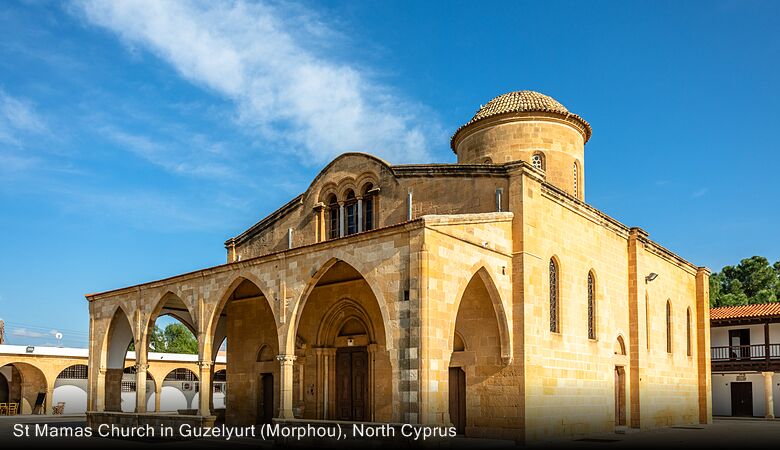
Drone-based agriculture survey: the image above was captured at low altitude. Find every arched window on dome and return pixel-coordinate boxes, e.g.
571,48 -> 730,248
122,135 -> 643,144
573,162 -> 579,197
550,258 -> 560,333
327,194 -> 339,240
344,190 -> 358,236
531,153 -> 545,171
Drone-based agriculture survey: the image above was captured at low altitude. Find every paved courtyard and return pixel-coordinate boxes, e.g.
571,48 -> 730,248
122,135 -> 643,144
0,416 -> 778,448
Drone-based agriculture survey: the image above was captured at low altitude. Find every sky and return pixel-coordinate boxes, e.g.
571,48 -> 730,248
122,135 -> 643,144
0,0 -> 778,348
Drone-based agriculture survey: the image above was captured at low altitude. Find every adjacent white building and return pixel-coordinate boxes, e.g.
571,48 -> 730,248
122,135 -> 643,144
710,303 -> 780,418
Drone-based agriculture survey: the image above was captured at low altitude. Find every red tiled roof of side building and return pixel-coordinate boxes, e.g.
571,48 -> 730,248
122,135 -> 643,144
710,302 -> 780,320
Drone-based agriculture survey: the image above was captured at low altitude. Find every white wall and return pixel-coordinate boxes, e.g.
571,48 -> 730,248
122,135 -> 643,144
712,372 -> 780,417
711,323 -> 780,347
52,380 -> 88,414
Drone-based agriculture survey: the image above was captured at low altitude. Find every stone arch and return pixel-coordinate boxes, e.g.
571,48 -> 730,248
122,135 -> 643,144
449,265 -> 512,435
207,273 -> 278,360
104,305 -> 134,370
0,362 -> 48,414
287,256 -> 393,355
449,264 -> 512,364
292,256 -> 394,422
336,178 -> 358,200
256,345 -> 275,362
208,273 -> 279,425
356,173 -> 379,194
315,298 -> 376,346
146,290 -> 198,341
101,305 -> 135,412
318,182 -> 339,203
615,335 -> 627,356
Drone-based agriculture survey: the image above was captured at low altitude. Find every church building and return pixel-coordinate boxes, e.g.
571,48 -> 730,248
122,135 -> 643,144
85,90 -> 712,442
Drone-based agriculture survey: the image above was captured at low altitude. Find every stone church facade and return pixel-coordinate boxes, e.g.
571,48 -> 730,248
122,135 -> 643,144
85,90 -> 712,442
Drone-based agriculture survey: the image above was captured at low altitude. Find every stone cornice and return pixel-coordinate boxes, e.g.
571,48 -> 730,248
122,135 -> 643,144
451,111 -> 592,153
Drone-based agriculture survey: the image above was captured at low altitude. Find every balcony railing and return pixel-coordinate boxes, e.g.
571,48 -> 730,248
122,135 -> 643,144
711,344 -> 780,370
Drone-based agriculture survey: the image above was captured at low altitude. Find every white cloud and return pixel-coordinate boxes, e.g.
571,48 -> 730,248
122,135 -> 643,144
73,0 -> 439,165
11,328 -> 48,339
0,89 -> 46,146
691,187 -> 709,198
98,126 -> 235,179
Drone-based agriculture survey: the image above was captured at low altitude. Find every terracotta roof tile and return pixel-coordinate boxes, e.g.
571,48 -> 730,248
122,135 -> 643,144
710,303 -> 780,320
450,90 -> 592,149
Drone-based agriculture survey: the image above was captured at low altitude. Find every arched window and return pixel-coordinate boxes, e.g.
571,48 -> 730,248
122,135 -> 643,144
327,194 -> 339,240
550,258 -> 560,333
587,271 -> 596,339
344,190 -> 357,236
666,300 -> 673,354
645,293 -> 650,350
362,183 -> 375,232
686,307 -> 692,356
573,162 -> 579,197
531,153 -> 545,170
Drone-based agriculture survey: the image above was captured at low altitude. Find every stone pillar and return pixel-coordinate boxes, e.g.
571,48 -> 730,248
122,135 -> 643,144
368,343 -> 377,422
104,368 -> 124,412
314,203 -> 325,242
135,363 -> 149,413
278,354 -> 297,419
338,202 -> 345,237
96,368 -> 107,412
45,382 -> 55,415
197,361 -> 212,416
763,372 -> 775,419
695,267 -> 713,424
627,227 -> 648,429
357,197 -> 363,233
154,383 -> 162,412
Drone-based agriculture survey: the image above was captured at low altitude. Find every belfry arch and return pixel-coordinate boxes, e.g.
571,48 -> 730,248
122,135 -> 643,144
293,259 -> 393,422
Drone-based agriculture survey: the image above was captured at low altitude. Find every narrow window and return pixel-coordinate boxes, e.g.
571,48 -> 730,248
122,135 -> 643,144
362,183 -> 375,231
645,293 -> 650,350
573,162 -> 579,197
532,153 -> 545,170
327,194 -> 339,240
345,190 -> 357,235
587,271 -> 596,339
550,258 -> 559,333
666,300 -> 672,354
686,307 -> 692,356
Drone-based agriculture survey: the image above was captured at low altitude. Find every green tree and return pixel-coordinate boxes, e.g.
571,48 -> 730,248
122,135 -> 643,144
710,256 -> 780,307
162,323 -> 198,354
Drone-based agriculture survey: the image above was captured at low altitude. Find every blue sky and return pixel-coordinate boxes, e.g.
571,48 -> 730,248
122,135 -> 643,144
0,0 -> 778,348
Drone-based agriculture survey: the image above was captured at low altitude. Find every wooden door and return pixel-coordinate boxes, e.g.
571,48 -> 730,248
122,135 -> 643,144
336,347 -> 369,421
731,382 -> 753,417
448,367 -> 466,434
729,329 -> 751,359
256,373 -> 274,424
614,367 -> 626,426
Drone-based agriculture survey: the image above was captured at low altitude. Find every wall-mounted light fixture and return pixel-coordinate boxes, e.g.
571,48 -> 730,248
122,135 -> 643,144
645,273 -> 659,283
25,346 -> 34,353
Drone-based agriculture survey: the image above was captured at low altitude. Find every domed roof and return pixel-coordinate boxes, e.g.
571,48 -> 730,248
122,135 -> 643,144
451,90 -> 592,149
